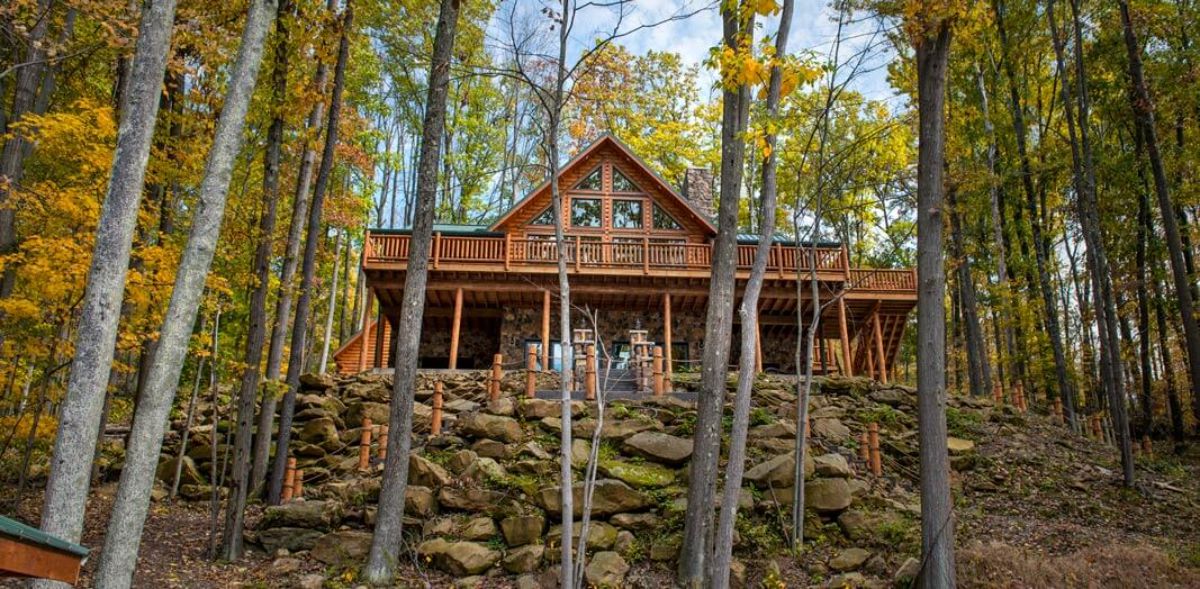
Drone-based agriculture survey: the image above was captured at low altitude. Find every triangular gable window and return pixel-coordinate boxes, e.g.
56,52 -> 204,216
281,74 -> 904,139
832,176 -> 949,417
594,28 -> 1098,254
574,167 -> 603,191
612,169 -> 639,192
530,207 -> 555,225
653,203 -> 683,230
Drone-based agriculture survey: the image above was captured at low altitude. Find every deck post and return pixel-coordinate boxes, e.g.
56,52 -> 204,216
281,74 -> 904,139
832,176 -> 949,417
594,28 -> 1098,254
449,287 -> 464,369
872,312 -> 888,384
358,418 -> 373,471
643,237 -> 650,274
652,346 -> 664,396
586,345 -> 597,401
865,344 -> 876,380
490,353 -> 503,402
373,310 -> 386,370
358,293 -> 374,372
838,297 -> 854,376
662,293 -> 673,390
433,231 -> 442,269
541,290 -> 551,371
504,233 -> 511,270
755,315 -> 764,373
432,381 -> 444,436
526,348 -> 537,398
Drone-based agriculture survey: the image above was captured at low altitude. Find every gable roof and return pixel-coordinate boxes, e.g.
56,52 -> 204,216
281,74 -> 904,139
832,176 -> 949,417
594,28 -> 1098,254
489,134 -> 717,236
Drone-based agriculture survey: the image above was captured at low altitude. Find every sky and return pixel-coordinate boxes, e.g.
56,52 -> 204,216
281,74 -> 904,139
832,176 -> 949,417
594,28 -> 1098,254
547,0 -> 903,107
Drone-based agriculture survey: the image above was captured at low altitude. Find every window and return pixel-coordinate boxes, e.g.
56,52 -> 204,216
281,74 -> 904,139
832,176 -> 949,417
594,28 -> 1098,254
571,198 -> 602,227
653,203 -> 683,230
612,169 -> 638,192
525,339 -> 563,371
612,199 -> 644,229
530,207 -> 555,225
575,167 -> 603,191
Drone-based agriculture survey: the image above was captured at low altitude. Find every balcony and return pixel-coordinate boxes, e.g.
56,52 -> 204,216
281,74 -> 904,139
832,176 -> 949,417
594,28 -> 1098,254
364,232 -> 915,295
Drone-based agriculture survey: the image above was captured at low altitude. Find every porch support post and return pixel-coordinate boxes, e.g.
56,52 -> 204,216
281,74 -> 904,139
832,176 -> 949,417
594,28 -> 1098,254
449,287 -> 463,369
373,307 -> 385,370
873,311 -> 888,384
663,293 -> 672,388
838,297 -> 854,376
358,291 -> 374,372
541,289 -> 551,371
754,315 -> 763,373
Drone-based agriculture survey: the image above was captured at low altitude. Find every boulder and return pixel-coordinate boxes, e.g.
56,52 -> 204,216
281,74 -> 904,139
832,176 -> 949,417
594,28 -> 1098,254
486,397 -> 516,417
806,478 -> 853,513
870,388 -> 912,407
462,456 -> 507,482
447,449 -> 479,473
500,515 -> 545,547
516,441 -> 552,461
587,419 -> 664,440
571,439 -> 591,467
471,438 -> 508,459
548,521 -> 619,551
584,551 -> 629,587
622,432 -> 693,465
538,479 -> 649,517
299,373 -> 336,391
257,527 -> 323,553
812,417 -> 852,441
598,460 -> 675,488
894,557 -> 921,584
837,509 -> 905,542
438,487 -> 507,513
829,547 -> 871,571
346,401 -> 390,427
460,517 -> 498,541
423,517 -> 455,537
417,538 -> 501,576
521,398 -> 584,419
311,530 -> 373,566
744,452 -> 814,487
748,422 -> 796,439
459,413 -> 523,443
503,544 -> 545,574
409,454 -> 453,487
260,500 -> 343,531
405,485 -> 438,518
946,436 -> 976,454
156,455 -> 204,487
610,513 -> 660,531
299,417 -> 341,451
614,530 -> 636,555
813,453 -> 854,478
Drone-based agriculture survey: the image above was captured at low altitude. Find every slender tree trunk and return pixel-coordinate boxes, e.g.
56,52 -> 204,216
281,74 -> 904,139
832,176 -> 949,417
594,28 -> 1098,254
1152,275 -> 1186,448
994,0 -> 1073,410
1119,0 -> 1200,431
318,229 -> 344,373
92,1 -> 277,585
220,1 -> 289,560
1136,186 -> 1154,433
914,16 -> 956,588
362,0 -> 458,582
268,0 -> 351,505
711,2 -> 792,585
948,185 -> 991,398
679,5 -> 752,584
34,0 -> 180,573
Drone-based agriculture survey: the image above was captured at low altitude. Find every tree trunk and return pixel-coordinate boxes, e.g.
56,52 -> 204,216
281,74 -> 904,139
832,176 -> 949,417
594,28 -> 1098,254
318,229 -> 345,373
220,0 -> 289,560
914,16 -> 956,589
994,0 -> 1073,411
267,0 -> 351,505
948,184 -> 991,398
1119,0 -> 1200,431
711,2 -> 792,585
1152,275 -> 1186,449
250,0 -> 336,495
678,5 -> 751,584
92,1 -> 277,585
361,0 -> 459,582
34,0 -> 180,573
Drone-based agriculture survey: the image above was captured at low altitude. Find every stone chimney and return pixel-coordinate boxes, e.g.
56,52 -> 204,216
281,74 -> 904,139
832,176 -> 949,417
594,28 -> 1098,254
681,167 -> 715,220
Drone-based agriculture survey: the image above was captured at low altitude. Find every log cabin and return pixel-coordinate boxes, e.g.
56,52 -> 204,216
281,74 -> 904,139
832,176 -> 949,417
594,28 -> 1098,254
335,135 -> 916,384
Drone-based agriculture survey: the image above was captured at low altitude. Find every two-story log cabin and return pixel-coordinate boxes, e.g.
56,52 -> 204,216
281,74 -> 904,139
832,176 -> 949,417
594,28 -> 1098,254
335,135 -> 916,383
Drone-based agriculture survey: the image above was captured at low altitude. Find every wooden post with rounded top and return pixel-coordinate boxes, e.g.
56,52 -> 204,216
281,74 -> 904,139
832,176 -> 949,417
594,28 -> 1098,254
293,469 -> 304,500
431,381 -> 444,436
859,432 -> 870,461
525,347 -> 537,398
872,312 -> 888,384
282,457 -> 297,502
868,422 -> 882,476
585,345 -> 597,401
358,418 -> 373,471
663,293 -> 672,390
490,353 -> 502,402
378,425 -> 389,462
653,346 -> 664,397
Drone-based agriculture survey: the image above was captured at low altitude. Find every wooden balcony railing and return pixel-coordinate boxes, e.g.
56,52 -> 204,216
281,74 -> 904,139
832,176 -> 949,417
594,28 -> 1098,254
364,232 -> 913,292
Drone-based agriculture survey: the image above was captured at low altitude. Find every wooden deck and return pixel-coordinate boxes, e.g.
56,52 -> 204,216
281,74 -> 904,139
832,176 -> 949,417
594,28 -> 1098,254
363,232 -> 917,295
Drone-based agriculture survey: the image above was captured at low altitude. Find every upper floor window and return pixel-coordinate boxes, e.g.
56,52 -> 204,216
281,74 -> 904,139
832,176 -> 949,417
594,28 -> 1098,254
653,203 -> 683,230
571,198 -> 602,227
612,169 -> 639,193
530,207 -> 555,225
612,199 -> 644,229
575,167 -> 603,191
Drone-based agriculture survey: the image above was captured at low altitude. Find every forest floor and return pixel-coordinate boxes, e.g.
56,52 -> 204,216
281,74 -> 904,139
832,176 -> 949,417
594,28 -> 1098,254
4,393 -> 1200,588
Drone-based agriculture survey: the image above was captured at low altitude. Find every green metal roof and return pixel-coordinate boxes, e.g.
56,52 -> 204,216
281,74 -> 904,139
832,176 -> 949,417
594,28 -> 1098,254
736,234 -> 842,248
0,515 -> 89,558
370,224 -> 501,236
